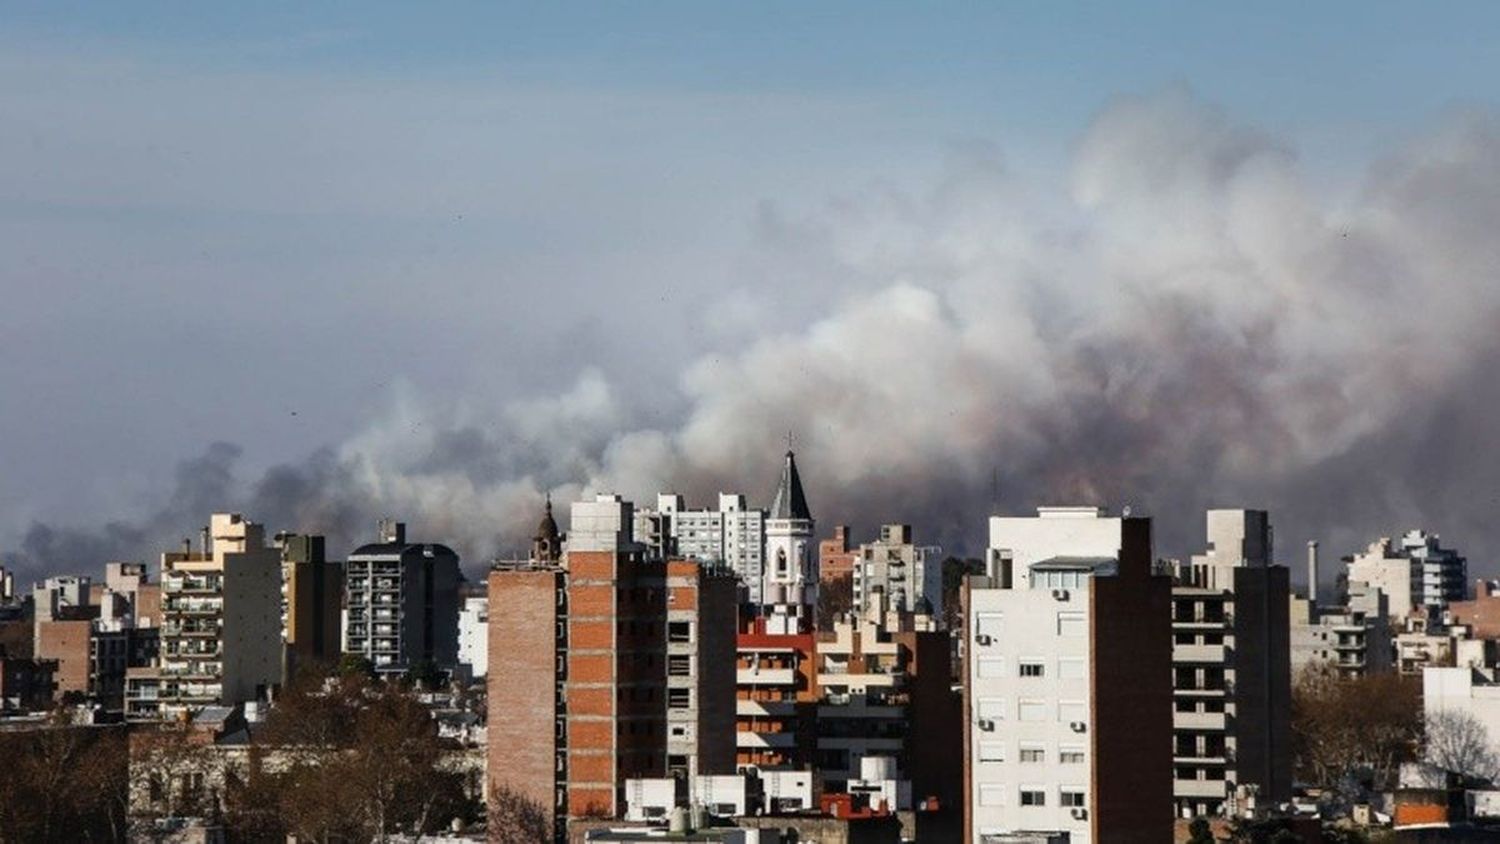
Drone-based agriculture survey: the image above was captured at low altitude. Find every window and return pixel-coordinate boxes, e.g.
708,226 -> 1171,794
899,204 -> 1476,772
1018,700 -> 1046,722
1057,612 -> 1085,637
1058,700 -> 1086,723
1019,661 -> 1045,678
979,784 -> 1007,807
668,621 -> 692,643
978,657 -> 1006,679
668,655 -> 692,676
1020,788 -> 1046,806
667,688 -> 691,709
977,698 -> 1006,722
1019,745 -> 1046,763
975,612 -> 1004,638
1058,658 -> 1086,680
979,741 -> 1006,762
1059,747 -> 1085,765
1060,789 -> 1086,807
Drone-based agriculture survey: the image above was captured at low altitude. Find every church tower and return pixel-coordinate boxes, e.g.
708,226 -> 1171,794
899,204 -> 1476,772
531,493 -> 562,562
763,450 -> 816,633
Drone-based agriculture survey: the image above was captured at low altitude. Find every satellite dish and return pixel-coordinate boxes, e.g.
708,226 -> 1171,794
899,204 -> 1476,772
1122,505 -> 1133,517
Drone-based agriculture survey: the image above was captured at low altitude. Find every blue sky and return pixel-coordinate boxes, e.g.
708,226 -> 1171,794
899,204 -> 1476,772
6,3 -> 1500,569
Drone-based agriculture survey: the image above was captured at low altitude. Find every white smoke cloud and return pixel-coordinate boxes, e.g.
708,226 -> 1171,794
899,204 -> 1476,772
15,89 -> 1500,577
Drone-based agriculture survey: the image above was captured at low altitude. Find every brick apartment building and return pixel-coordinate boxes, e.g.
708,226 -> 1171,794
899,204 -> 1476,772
487,495 -> 737,842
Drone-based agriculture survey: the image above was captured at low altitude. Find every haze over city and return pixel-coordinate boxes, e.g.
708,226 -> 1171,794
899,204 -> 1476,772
7,3 -> 1500,580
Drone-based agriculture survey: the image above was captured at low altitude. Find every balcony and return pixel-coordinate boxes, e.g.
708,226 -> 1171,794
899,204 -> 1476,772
737,699 -> 797,717
1174,710 -> 1228,731
1174,779 -> 1228,799
737,731 -> 796,749
738,668 -> 796,686
1175,644 -> 1228,664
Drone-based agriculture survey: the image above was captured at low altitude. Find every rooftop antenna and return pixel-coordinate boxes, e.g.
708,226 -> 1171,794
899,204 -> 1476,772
786,429 -> 795,453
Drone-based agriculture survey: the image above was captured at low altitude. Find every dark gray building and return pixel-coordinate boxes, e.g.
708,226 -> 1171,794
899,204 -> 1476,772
344,519 -> 461,675
1170,509 -> 1292,817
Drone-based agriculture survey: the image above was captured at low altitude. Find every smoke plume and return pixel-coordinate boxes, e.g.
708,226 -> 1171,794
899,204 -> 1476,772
12,90 -> 1500,582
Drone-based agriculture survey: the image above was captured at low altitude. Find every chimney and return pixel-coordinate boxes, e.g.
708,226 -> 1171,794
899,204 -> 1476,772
201,526 -> 211,558
1307,541 -> 1320,606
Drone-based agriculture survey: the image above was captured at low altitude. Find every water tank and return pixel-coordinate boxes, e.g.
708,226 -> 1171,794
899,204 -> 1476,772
690,803 -> 710,830
860,755 -> 897,781
668,806 -> 691,834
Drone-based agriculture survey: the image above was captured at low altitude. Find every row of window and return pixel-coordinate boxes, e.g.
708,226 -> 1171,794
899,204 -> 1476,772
974,656 -> 1087,680
973,611 -> 1087,639
976,697 -> 1087,723
977,784 -> 1086,808
977,741 -> 1085,764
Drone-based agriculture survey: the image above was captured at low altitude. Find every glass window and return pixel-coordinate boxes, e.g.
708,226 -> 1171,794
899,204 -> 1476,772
1060,789 -> 1086,807
1019,745 -> 1045,763
1020,788 -> 1046,806
1059,747 -> 1085,764
1019,661 -> 1045,678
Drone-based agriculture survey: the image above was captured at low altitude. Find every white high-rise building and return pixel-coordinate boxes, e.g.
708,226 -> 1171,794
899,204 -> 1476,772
964,507 -> 1172,844
638,493 -> 766,603
456,595 -> 488,679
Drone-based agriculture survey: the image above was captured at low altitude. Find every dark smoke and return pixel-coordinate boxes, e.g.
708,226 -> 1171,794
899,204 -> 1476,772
10,91 -> 1500,588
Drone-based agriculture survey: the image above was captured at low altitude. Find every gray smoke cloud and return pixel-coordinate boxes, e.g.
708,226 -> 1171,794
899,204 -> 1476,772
11,90 -> 1500,583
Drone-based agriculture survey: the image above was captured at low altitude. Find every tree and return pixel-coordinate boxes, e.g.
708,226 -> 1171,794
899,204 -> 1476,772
1291,664 -> 1422,797
816,573 -> 854,631
0,712 -> 129,842
490,783 -> 552,844
1425,708 -> 1500,783
1187,816 -> 1216,844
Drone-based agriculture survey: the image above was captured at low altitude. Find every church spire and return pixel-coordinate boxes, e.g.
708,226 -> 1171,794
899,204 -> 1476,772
769,450 -> 812,521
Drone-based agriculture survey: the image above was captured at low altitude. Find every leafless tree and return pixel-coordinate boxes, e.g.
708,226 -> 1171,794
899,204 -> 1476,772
1425,708 -> 1500,782
489,783 -> 552,844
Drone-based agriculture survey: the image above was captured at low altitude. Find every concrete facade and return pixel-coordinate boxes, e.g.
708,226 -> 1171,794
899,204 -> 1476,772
850,524 -> 942,620
1289,595 -> 1393,678
963,507 -> 1172,844
1169,510 -> 1292,817
277,533 -> 343,679
158,513 -> 282,719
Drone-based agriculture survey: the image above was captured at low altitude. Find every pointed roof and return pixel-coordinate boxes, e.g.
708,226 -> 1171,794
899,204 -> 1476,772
769,450 -> 812,521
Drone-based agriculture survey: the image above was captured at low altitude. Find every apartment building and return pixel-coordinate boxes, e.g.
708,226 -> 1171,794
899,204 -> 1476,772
1424,667 -> 1500,764
155,513 -> 282,719
456,591 -> 488,679
1289,594 -> 1393,677
276,533 -> 342,678
819,525 -> 857,584
635,493 -> 767,605
736,614 -> 818,778
1168,510 -> 1291,817
963,507 -> 1173,844
1345,531 -> 1468,622
344,519 -> 461,675
851,523 -> 942,620
814,595 -> 960,819
487,495 -> 738,842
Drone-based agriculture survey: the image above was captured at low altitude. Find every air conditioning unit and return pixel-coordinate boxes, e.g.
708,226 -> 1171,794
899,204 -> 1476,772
1071,807 -> 1088,820
978,719 -> 996,731
1052,589 -> 1070,601
975,634 -> 993,646
1069,721 -> 1087,732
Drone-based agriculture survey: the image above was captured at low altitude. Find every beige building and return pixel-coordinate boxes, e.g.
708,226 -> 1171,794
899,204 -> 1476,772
155,513 -> 282,719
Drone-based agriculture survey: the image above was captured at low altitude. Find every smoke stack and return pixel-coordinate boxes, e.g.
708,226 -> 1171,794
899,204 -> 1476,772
201,526 -> 210,558
1307,541 -> 1320,606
